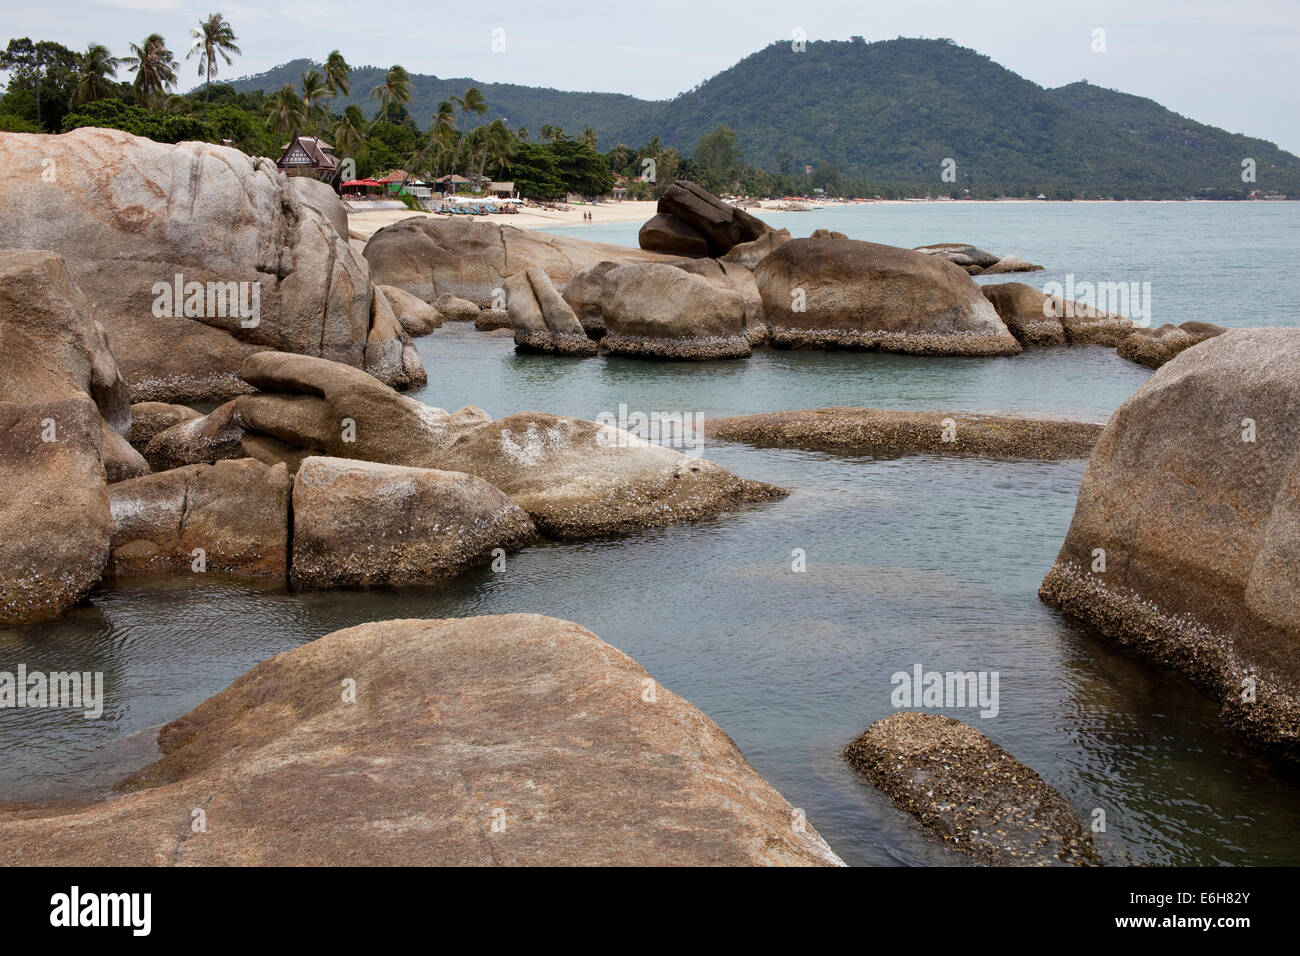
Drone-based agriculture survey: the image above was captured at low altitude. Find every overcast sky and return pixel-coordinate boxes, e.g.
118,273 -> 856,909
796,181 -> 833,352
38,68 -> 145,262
6,0 -> 1299,153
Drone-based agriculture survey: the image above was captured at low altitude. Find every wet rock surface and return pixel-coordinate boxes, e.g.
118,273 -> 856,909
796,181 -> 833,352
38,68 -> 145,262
704,407 -> 1102,459
0,614 -> 844,866
844,712 -> 1098,866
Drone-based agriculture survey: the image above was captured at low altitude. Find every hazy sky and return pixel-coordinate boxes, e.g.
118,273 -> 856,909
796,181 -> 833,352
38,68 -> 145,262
6,0 -> 1299,153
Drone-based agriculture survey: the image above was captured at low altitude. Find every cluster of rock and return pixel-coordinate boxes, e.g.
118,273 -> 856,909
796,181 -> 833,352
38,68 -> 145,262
913,242 -> 1044,275
0,614 -> 843,866
0,244 -> 785,624
356,180 -> 1172,364
0,127 -> 426,401
703,407 -> 1103,459
844,712 -> 1099,866
1040,329 -> 1300,758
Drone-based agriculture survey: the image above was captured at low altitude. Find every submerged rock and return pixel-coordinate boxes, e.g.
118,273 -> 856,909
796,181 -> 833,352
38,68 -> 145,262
108,459 -> 290,578
599,263 -> 751,360
290,457 -> 536,587
755,238 -> 1021,355
1040,329 -> 1300,758
703,407 -> 1102,459
844,712 -> 1098,866
0,614 -> 843,866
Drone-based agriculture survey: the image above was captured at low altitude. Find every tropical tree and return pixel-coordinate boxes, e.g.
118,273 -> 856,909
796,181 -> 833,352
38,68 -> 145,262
368,65 -> 412,128
450,86 -> 487,175
123,34 -> 178,107
266,83 -> 306,141
515,125 -> 529,142
428,99 -> 457,175
299,68 -> 329,134
332,104 -> 367,160
324,50 -> 351,96
187,13 -> 240,107
608,141 -> 631,172
1,38 -> 78,127
69,43 -> 119,108
580,125 -> 597,148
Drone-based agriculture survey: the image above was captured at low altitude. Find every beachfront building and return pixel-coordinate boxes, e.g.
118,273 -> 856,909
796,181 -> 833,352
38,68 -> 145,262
433,174 -> 473,196
486,181 -> 517,199
276,135 -> 337,181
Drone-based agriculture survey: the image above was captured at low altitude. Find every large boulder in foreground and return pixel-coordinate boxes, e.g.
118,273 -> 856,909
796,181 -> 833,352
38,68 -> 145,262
228,353 -> 785,539
0,128 -> 398,402
0,400 -> 111,625
107,459 -> 290,578
844,712 -> 1098,866
1040,329 -> 1300,757
505,266 -> 597,356
364,216 -> 671,308
599,263 -> 751,360
291,457 -> 536,587
704,407 -> 1102,459
0,615 -> 843,866
755,238 -> 1021,355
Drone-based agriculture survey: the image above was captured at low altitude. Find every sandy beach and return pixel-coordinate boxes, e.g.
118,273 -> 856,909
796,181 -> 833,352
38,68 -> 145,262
347,199 -> 661,241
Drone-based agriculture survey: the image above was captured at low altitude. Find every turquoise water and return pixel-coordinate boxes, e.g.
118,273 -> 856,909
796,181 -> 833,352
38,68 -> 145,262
4,202 -> 1300,866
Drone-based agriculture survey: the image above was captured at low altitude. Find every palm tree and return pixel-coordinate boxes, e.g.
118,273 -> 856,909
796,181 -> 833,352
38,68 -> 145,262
368,65 -> 412,128
70,43 -> 119,108
123,34 -> 178,107
333,104 -> 367,161
451,87 -> 487,174
581,125 -> 598,148
300,69 -> 330,134
609,141 -> 632,174
478,119 -> 515,189
266,83 -> 307,141
516,126 -> 529,142
187,13 -> 240,107
323,50 -> 351,96
429,99 -> 457,176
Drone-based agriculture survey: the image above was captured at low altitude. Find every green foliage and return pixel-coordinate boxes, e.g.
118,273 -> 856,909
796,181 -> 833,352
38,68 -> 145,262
62,98 -> 214,143
510,142 -> 564,199
0,112 -> 42,133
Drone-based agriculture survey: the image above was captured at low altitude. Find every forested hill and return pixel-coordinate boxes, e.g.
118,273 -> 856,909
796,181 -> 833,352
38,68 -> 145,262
228,38 -> 1300,197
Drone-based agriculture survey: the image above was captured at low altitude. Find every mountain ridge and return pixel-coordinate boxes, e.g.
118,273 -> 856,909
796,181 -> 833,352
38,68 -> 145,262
224,38 -> 1300,197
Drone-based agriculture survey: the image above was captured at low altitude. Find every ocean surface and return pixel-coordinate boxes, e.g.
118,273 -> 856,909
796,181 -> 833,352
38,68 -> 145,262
4,202 -> 1300,866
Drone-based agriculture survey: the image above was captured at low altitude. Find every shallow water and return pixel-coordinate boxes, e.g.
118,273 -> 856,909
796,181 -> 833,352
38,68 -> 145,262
4,202 -> 1300,866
